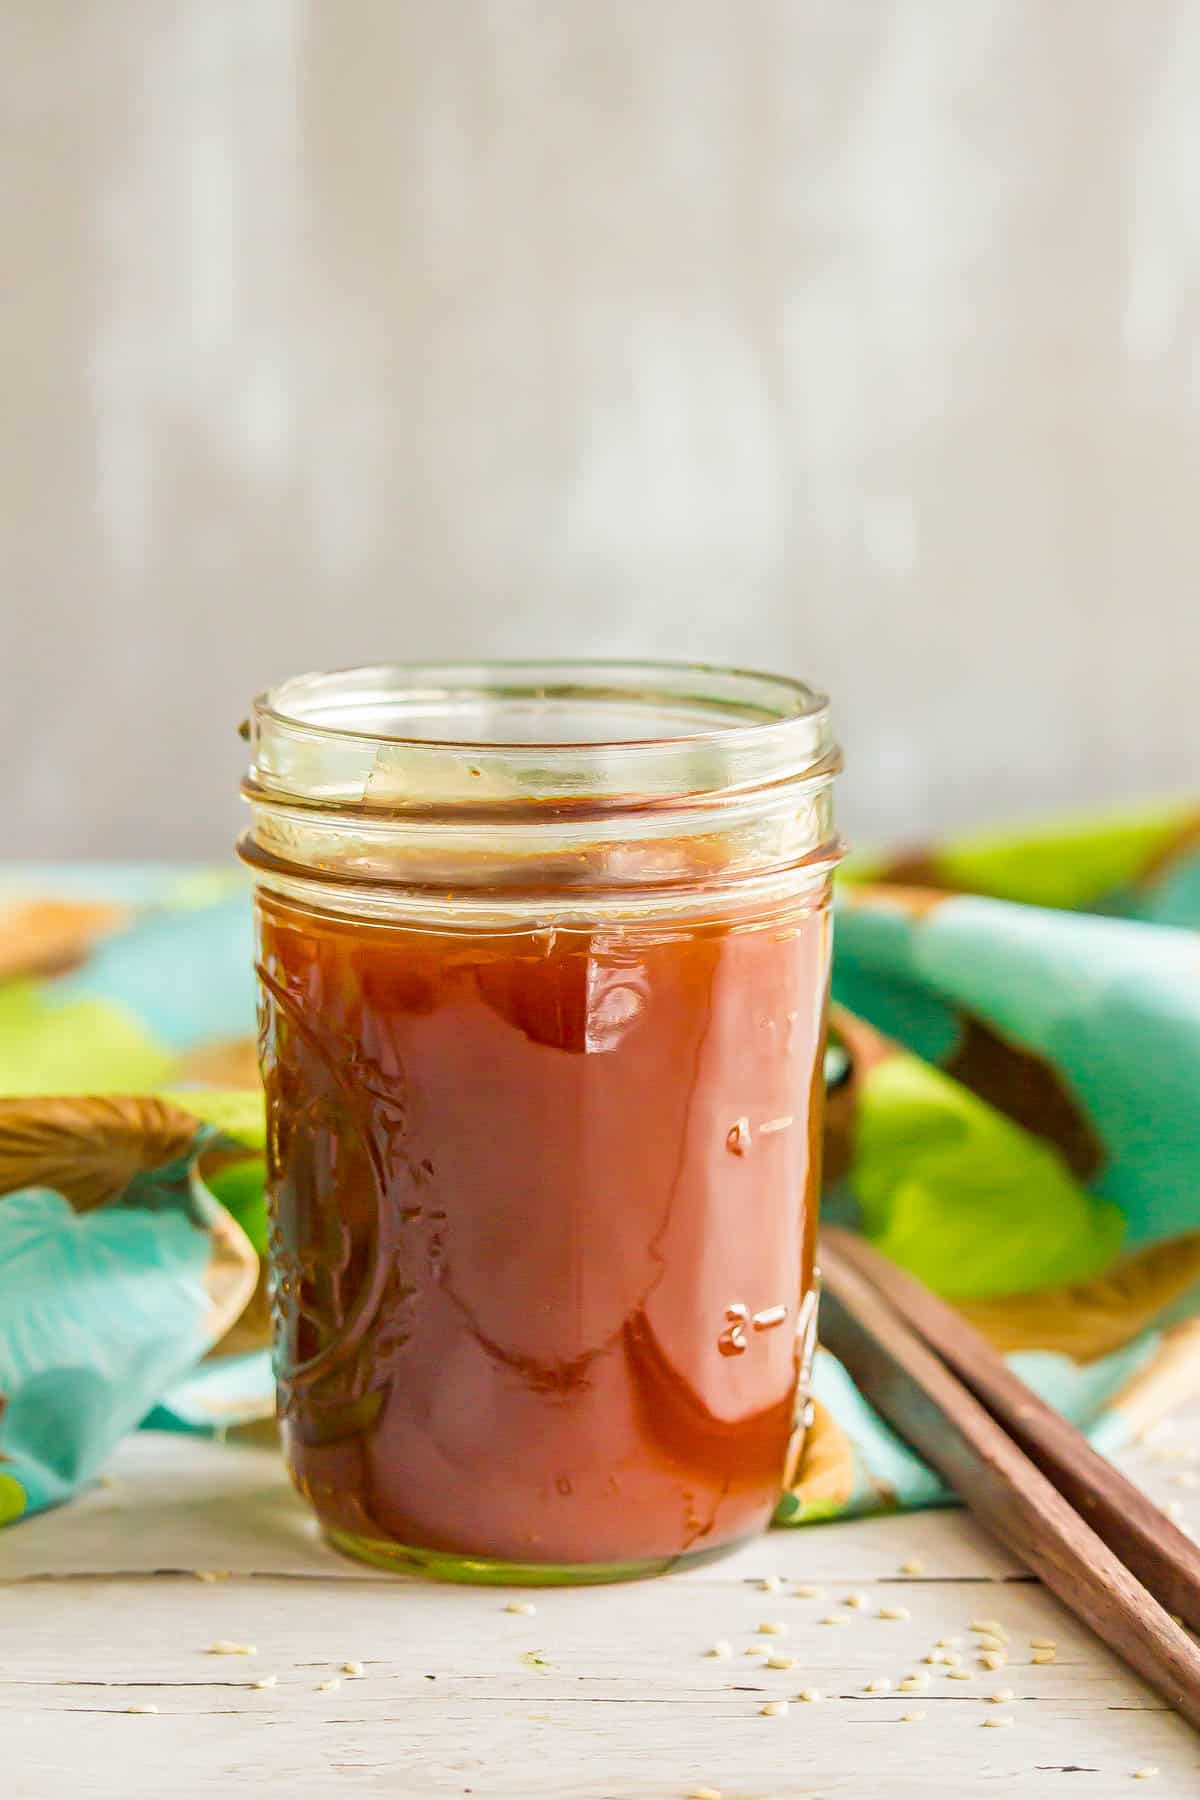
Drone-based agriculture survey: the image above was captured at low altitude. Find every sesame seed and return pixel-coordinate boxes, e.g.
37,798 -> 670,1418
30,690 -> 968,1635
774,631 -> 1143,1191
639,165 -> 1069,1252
969,1620 -> 1007,1637
317,1678 -> 340,1693
706,1640 -> 733,1659
792,1584 -> 821,1598
688,1788 -> 723,1800
878,1606 -> 910,1621
193,1570 -> 231,1583
864,1679 -> 891,1693
797,1687 -> 824,1703
1031,1648 -> 1057,1665
975,1634 -> 1006,1652
505,1601 -> 537,1615
766,1655 -> 796,1670
983,1715 -> 1014,1728
898,1678 -> 925,1694
1133,1769 -> 1160,1781
936,1636 -> 962,1648
946,1669 -> 973,1681
1029,1637 -> 1057,1650
899,1558 -> 925,1575
980,1651 -> 1008,1670
207,1641 -> 256,1656
342,1660 -> 364,1676
760,1699 -> 789,1717
757,1621 -> 787,1635
989,1688 -> 1014,1704
844,1593 -> 868,1610
820,1614 -> 850,1626
744,1647 -> 767,1657
251,1675 -> 278,1690
901,1710 -> 926,1723
126,1704 -> 158,1715
759,1575 -> 782,1593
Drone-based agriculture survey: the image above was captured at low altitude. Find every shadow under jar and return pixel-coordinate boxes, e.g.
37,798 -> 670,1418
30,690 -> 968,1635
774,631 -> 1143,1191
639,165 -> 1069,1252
240,661 -> 842,1583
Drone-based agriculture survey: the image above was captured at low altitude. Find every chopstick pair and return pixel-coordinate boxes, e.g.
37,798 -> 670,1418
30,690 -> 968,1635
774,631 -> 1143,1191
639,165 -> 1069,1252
817,1226 -> 1200,1732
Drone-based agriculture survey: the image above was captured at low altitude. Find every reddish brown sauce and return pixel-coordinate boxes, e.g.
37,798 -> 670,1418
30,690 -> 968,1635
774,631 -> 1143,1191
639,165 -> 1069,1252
257,886 -> 831,1569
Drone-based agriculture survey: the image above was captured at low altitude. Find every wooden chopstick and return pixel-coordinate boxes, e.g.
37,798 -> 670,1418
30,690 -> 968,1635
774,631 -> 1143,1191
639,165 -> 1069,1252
823,1225 -> 1200,1635
818,1235 -> 1200,1731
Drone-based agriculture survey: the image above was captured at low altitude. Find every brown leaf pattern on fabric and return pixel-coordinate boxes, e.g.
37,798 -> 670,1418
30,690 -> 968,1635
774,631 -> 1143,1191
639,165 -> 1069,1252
0,899 -> 129,982
944,1014 -> 1106,1182
872,850 -> 960,894
1135,809 -> 1200,891
822,1006 -> 898,1185
788,1397 -> 856,1510
180,1037 -> 262,1089
957,1232 -> 1200,1361
0,1095 -> 201,1210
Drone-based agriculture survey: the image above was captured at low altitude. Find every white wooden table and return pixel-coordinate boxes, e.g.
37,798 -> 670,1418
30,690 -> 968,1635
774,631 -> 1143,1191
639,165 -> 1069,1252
6,1425 -> 1200,1799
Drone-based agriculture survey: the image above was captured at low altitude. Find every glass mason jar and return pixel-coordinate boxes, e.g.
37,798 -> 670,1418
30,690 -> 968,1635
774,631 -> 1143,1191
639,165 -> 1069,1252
240,662 -> 841,1583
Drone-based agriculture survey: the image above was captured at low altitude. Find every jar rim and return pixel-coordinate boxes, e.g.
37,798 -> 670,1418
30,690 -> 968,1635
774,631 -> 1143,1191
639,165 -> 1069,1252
252,659 -> 831,755
244,658 -> 840,854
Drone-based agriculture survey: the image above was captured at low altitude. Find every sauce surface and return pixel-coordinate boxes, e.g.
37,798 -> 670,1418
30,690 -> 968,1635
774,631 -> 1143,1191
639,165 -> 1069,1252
257,888 -> 831,1567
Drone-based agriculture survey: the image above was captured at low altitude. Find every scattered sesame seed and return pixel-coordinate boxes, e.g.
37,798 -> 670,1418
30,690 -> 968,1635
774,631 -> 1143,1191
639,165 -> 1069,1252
744,1647 -> 767,1657
797,1687 -> 824,1703
317,1678 -> 340,1693
1032,1648 -> 1057,1665
760,1699 -> 789,1717
901,1710 -> 926,1723
757,1621 -> 787,1636
969,1620 -> 1007,1637
989,1688 -> 1014,1704
946,1669 -> 973,1681
1133,1769 -> 1160,1781
864,1679 -> 892,1694
193,1570 -> 231,1583
820,1614 -> 850,1626
251,1675 -> 278,1690
935,1636 -> 962,1648
899,1558 -> 925,1575
983,1715 -> 1014,1728
898,1678 -> 925,1694
975,1635 -> 1006,1653
878,1606 -> 910,1621
126,1704 -> 158,1715
505,1601 -> 537,1615
688,1788 -> 723,1800
706,1640 -> 733,1659
207,1641 -> 256,1656
980,1651 -> 1008,1670
759,1575 -> 783,1593
1029,1637 -> 1056,1649
844,1593 -> 868,1610
766,1655 -> 797,1670
792,1584 -> 821,1598
342,1660 -> 364,1677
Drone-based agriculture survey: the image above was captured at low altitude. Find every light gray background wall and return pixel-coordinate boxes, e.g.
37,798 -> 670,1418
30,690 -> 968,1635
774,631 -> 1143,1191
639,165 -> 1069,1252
3,0 -> 1198,859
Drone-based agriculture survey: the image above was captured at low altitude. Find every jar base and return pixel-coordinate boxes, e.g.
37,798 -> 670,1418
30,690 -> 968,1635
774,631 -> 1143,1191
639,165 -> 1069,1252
324,1525 -> 756,1587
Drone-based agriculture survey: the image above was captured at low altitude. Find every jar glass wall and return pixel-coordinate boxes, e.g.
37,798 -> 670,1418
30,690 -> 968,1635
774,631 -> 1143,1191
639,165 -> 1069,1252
240,662 -> 841,1583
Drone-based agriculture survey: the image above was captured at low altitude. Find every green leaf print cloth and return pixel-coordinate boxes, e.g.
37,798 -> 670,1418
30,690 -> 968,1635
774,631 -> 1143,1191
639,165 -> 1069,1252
2,808 -> 1200,1532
